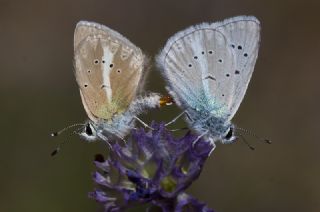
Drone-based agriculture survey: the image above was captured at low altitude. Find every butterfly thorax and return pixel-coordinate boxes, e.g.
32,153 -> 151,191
189,109 -> 231,142
94,114 -> 134,140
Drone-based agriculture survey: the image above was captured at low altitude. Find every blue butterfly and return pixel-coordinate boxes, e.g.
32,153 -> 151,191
157,16 -> 262,150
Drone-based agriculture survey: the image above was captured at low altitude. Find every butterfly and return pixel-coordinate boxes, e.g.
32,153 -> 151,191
73,21 -> 169,142
156,16 -> 261,149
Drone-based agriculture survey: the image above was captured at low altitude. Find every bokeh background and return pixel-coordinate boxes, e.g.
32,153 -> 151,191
1,0 -> 319,211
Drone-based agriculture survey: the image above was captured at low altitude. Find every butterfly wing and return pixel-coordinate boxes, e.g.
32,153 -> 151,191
210,16 -> 261,121
74,21 -> 145,122
157,16 -> 260,121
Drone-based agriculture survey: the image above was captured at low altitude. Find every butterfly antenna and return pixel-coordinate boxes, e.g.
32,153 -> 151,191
51,123 -> 85,137
51,128 -> 82,157
238,134 -> 255,150
235,127 -> 272,144
169,127 -> 189,132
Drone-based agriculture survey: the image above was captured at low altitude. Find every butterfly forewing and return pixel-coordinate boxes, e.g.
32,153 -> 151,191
74,21 -> 145,122
157,26 -> 208,110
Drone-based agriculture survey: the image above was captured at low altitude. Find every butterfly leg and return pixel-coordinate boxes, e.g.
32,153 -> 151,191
115,134 -> 127,145
208,137 -> 216,156
192,130 -> 209,148
133,116 -> 154,130
169,127 -> 189,132
127,118 -> 140,130
165,110 -> 192,126
96,132 -> 113,149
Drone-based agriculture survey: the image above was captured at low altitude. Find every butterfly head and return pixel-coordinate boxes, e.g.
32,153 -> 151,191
221,125 -> 237,144
80,122 -> 98,142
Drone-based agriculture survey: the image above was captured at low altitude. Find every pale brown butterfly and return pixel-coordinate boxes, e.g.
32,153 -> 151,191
53,21 -> 172,147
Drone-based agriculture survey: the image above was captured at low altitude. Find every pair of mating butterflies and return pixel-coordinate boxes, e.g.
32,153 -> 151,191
68,16 -> 262,150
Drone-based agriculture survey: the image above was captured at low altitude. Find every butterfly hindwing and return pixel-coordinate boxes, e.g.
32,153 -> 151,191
213,16 -> 260,121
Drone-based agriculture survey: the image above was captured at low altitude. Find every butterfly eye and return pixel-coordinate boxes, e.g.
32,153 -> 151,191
94,59 -> 99,64
225,127 -> 233,140
85,124 -> 93,136
109,64 -> 114,68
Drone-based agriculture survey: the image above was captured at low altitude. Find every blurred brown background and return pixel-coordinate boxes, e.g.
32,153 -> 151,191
1,0 -> 319,211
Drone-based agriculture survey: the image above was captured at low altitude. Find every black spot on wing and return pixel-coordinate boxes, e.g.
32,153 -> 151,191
204,75 -> 216,81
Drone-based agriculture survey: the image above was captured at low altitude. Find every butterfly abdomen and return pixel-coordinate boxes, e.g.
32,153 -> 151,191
127,93 -> 162,115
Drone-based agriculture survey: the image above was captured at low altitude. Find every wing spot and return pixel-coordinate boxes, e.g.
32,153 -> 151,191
226,74 -> 230,77
109,64 -> 114,68
244,53 -> 248,57
208,50 -> 213,54
222,94 -> 225,97
218,59 -> 223,63
117,69 -> 121,73
94,59 -> 99,64
194,56 -> 198,59
231,44 -> 235,48
204,75 -> 216,81
84,84 -> 88,88
238,45 -> 242,50
102,60 -> 105,63
87,70 -> 91,73
201,51 -> 205,55
188,64 -> 192,67
235,70 -> 240,74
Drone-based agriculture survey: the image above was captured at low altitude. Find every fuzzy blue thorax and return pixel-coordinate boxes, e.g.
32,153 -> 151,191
189,109 -> 231,140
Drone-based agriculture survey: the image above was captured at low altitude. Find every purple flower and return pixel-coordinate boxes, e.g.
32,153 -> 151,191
89,122 -> 215,212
